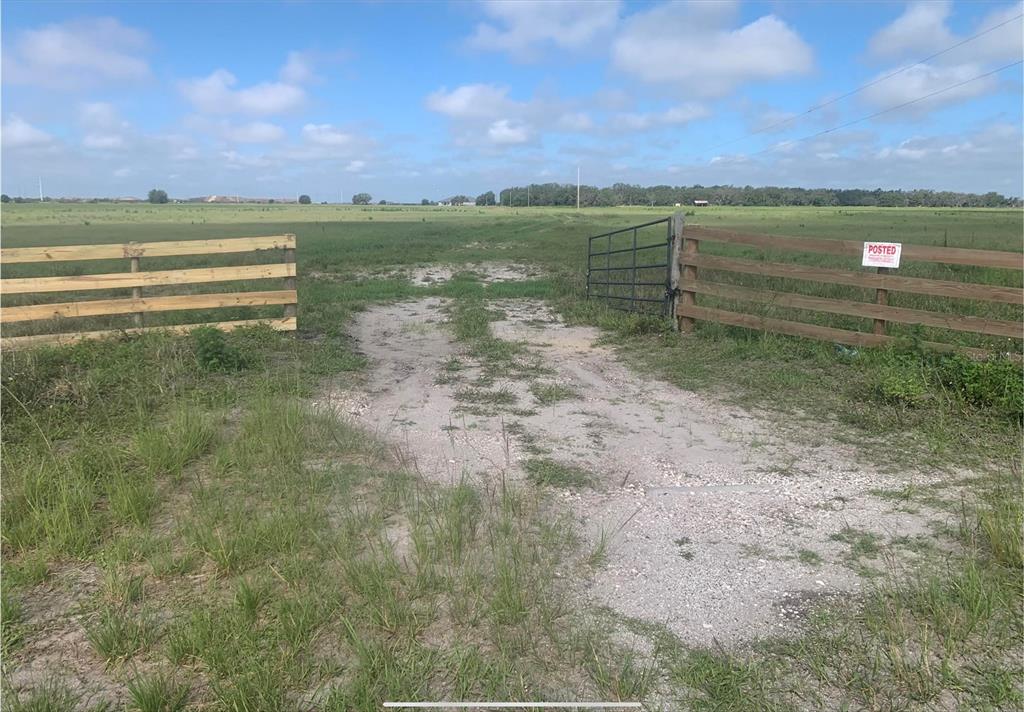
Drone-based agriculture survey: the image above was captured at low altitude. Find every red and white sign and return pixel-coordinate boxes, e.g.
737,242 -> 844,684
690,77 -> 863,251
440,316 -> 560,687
862,241 -> 902,268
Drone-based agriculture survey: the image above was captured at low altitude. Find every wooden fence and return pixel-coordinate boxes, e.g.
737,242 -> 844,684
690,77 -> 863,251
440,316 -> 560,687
674,222 -> 1022,357
1,235 -> 297,350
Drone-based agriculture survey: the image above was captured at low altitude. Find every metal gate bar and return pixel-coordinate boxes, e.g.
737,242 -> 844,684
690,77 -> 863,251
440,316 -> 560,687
588,281 -> 667,287
586,216 -> 676,316
589,263 -> 667,272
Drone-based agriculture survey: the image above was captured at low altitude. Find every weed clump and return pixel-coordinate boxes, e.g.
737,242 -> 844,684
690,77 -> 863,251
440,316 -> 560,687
874,353 -> 928,407
192,326 -> 245,372
936,353 -> 1022,420
872,346 -> 1022,420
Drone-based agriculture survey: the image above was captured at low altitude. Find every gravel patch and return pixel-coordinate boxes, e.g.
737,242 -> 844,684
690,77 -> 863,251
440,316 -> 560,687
320,297 -> 946,647
310,262 -> 543,286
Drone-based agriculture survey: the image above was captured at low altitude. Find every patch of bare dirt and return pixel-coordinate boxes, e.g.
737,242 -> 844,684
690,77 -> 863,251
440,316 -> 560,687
309,262 -> 543,286
3,564 -> 127,708
319,297 -> 944,647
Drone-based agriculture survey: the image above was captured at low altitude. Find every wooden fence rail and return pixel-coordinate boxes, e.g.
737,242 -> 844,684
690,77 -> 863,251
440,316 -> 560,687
675,222 -> 1022,357
1,234 -> 297,350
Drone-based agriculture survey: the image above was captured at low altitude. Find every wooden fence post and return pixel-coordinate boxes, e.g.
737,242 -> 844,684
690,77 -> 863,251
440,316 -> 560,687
873,267 -> 889,335
128,242 -> 143,327
669,212 -> 683,330
677,216 -> 699,333
283,234 -> 297,326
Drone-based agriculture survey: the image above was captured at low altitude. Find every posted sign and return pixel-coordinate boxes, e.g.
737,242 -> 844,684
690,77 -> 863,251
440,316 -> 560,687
862,241 -> 902,269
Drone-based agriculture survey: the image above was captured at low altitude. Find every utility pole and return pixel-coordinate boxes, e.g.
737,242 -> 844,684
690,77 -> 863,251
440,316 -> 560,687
38,177 -> 43,202
527,184 -> 530,207
576,166 -> 580,210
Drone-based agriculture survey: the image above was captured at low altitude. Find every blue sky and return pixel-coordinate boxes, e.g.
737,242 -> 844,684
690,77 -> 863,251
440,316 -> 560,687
2,0 -> 1022,201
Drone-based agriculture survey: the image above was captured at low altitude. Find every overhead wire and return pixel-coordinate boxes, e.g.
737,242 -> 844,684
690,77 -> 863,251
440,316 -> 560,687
702,11 -> 1024,154
745,59 -> 1023,158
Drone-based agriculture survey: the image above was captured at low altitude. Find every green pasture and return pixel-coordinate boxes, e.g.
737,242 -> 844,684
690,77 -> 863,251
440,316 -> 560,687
2,203 -> 1021,343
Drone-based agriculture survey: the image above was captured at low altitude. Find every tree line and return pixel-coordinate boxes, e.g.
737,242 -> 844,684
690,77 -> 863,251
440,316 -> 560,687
494,183 -> 1021,208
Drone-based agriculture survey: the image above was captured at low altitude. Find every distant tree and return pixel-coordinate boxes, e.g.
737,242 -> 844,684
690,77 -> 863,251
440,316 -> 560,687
492,182 -> 1019,209
475,191 -> 496,206
0,194 -> 10,203
421,198 -> 432,205
378,199 -> 388,205
268,198 -> 275,204
298,194 -> 312,204
352,192 -> 372,205
147,188 -> 169,204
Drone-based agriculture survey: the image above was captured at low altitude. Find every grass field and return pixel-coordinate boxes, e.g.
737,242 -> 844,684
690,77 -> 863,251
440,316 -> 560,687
1,203 -> 1021,709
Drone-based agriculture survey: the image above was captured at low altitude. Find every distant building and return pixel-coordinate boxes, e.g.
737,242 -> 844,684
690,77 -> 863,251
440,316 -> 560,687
693,199 -> 709,207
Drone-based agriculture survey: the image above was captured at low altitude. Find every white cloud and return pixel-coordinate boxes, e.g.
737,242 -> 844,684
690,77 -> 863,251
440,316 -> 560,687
612,103 -> 710,130
698,123 -> 1022,194
3,17 -> 150,89
867,1 -> 1022,64
972,3 -> 1024,64
345,160 -> 366,172
2,116 -> 54,148
171,145 -> 200,162
78,102 -> 134,151
225,122 -> 286,143
867,1 -> 956,60
79,102 -> 123,128
468,0 -> 620,60
859,3 -> 1022,116
280,51 -> 317,84
301,123 -> 353,146
83,134 -> 127,150
612,2 -> 814,96
219,150 -> 273,169
487,119 -> 530,144
179,69 -> 306,115
426,84 -> 541,148
557,112 -> 594,131
425,84 -> 516,119
860,63 -> 998,113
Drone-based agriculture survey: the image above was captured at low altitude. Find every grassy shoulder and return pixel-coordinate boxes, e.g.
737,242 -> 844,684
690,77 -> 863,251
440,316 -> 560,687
0,326 -> 652,709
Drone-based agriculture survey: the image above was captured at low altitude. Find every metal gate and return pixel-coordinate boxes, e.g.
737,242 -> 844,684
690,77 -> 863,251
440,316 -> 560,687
586,216 -> 678,316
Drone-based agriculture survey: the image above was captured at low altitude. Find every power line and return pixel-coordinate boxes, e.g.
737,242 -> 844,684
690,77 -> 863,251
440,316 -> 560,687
705,11 -> 1023,154
748,60 -> 1023,158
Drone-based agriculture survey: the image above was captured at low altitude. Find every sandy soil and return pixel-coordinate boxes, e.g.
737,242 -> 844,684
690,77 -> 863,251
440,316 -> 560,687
321,297 -> 942,647
309,262 -> 543,287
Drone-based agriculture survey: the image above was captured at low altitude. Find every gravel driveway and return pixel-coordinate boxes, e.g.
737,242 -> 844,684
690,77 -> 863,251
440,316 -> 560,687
319,295 -> 943,646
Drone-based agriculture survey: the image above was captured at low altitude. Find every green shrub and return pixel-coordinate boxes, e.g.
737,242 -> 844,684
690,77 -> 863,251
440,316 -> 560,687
873,347 -> 1022,420
191,327 -> 245,372
874,355 -> 928,407
936,354 -> 1022,419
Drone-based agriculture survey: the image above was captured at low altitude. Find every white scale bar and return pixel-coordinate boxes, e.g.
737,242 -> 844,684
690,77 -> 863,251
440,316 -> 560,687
384,704 -> 642,709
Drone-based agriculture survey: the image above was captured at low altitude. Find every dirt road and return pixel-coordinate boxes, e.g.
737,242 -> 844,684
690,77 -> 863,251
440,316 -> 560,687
321,294 -> 939,646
